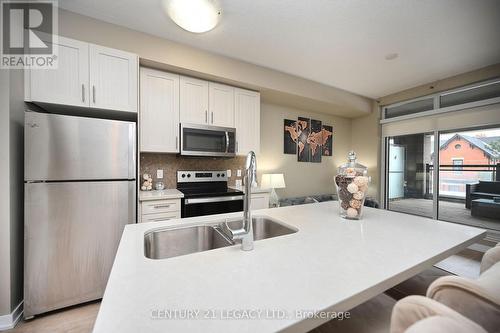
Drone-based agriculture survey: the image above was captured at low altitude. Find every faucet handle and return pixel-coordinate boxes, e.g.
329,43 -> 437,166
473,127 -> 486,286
223,220 -> 247,239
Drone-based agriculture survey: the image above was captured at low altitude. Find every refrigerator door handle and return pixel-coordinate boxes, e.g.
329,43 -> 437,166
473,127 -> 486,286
128,123 -> 137,180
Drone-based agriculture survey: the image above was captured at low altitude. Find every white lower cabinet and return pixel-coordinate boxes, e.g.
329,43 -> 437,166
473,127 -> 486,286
250,192 -> 270,210
140,199 -> 181,223
141,212 -> 180,223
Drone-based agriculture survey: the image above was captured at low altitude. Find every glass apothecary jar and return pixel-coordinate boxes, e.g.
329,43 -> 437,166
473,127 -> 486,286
335,151 -> 371,220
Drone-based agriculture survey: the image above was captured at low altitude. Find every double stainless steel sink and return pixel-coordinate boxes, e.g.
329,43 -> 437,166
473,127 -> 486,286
144,216 -> 297,260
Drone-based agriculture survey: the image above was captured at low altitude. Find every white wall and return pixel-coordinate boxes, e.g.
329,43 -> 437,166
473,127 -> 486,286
351,102 -> 381,200
57,9 -> 372,118
258,103 -> 352,198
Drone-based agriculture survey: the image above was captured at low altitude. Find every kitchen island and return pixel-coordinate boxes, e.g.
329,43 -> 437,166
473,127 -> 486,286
93,202 -> 485,333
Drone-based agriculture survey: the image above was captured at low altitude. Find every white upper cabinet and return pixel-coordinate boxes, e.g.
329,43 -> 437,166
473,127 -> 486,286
26,36 -> 89,107
234,88 -> 260,155
208,82 -> 234,127
89,44 -> 138,113
25,36 -> 138,113
179,76 -> 209,125
140,68 -> 180,153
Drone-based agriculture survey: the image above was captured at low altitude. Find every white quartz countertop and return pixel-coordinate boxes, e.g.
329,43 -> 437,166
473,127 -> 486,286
94,202 -> 485,333
139,189 -> 184,201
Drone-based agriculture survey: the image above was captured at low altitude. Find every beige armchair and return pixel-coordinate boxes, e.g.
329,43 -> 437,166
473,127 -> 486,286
426,249 -> 500,332
390,295 -> 487,333
391,244 -> 500,333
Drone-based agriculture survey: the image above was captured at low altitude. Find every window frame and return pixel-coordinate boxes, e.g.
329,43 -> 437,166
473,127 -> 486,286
380,78 -> 500,124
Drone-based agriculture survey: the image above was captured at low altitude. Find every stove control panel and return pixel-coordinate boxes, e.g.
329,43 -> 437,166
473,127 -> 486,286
177,170 -> 228,183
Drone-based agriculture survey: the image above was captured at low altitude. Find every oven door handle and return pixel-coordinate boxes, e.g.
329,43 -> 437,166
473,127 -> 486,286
184,195 -> 243,205
225,131 -> 230,153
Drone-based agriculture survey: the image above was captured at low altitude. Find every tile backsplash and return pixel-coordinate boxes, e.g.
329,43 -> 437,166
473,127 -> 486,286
140,153 -> 247,189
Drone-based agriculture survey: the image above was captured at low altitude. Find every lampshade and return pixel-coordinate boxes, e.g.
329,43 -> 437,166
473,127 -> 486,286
261,174 -> 286,189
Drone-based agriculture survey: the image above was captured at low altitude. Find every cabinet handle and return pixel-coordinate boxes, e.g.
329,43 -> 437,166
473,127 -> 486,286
211,112 -> 214,124
176,136 -> 178,150
205,110 -> 208,123
153,204 -> 171,209
152,217 -> 173,222
236,141 -> 239,153
92,85 -> 96,104
81,84 -> 85,102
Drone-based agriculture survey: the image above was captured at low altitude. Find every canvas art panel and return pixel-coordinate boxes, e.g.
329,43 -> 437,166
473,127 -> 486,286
322,125 -> 333,156
283,119 -> 298,154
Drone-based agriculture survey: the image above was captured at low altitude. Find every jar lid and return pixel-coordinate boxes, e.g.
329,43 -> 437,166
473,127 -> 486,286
338,151 -> 367,176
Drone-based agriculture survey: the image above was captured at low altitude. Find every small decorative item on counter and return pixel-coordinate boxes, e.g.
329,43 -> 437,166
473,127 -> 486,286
141,173 -> 153,191
334,151 -> 371,220
154,181 -> 165,191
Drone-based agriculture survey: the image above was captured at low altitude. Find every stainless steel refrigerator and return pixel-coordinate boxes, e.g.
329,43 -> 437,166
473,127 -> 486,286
24,111 -> 136,318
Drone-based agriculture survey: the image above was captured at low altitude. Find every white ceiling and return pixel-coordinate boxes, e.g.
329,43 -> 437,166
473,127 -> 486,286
60,0 -> 500,98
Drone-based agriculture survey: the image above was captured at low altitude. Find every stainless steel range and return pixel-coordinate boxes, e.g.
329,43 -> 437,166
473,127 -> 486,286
177,170 -> 244,218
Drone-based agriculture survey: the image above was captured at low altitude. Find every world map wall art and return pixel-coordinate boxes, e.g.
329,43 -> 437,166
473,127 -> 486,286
283,118 -> 333,163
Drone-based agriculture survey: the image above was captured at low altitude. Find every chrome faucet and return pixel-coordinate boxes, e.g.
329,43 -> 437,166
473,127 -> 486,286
225,151 -> 256,251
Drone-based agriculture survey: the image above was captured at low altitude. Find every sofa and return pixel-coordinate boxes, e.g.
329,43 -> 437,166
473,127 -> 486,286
279,194 -> 379,208
465,181 -> 500,209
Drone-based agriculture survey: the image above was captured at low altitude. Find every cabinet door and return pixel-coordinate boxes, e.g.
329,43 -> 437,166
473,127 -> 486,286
180,76 -> 209,125
89,44 -> 138,113
140,68 -> 180,153
234,88 -> 261,155
251,193 -> 270,210
209,82 -> 234,127
27,36 -> 89,107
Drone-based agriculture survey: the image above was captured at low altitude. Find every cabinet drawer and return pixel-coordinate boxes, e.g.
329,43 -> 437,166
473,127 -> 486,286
141,199 -> 180,215
250,194 -> 269,210
140,212 -> 180,223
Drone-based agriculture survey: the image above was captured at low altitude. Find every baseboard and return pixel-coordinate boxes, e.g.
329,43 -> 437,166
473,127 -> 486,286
0,301 -> 23,331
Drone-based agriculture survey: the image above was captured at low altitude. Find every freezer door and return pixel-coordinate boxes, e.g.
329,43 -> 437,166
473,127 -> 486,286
24,181 -> 136,317
25,112 -> 136,181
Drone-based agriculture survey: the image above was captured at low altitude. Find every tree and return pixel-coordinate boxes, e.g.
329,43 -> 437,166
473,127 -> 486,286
489,139 -> 500,155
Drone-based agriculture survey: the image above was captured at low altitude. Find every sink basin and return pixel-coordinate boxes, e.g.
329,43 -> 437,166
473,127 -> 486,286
144,225 -> 232,259
223,216 -> 298,241
144,216 -> 297,260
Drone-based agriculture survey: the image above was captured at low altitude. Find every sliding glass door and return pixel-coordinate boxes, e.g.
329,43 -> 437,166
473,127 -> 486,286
438,127 -> 500,231
386,133 -> 435,218
385,127 -> 500,230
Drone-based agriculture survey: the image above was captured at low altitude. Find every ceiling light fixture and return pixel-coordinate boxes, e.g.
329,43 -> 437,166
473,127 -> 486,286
163,0 -> 221,33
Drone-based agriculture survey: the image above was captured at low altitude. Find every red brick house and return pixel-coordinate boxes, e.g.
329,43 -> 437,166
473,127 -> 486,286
439,134 -> 499,196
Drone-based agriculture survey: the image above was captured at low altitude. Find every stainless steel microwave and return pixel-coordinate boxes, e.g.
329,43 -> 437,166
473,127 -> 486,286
180,123 -> 236,157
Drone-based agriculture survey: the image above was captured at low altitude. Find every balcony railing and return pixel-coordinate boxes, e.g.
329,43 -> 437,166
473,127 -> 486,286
425,163 -> 500,198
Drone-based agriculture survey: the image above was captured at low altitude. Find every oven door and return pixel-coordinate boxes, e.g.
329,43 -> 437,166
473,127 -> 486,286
180,123 -> 236,157
182,195 -> 244,218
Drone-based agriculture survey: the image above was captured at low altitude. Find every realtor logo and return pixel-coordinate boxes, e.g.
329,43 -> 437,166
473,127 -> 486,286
1,0 -> 58,68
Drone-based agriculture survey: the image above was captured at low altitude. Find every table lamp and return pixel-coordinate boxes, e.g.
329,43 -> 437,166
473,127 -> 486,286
261,173 -> 286,207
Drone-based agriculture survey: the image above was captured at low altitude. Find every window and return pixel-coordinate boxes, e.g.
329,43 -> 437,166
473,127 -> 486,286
384,98 -> 434,119
382,78 -> 500,122
452,159 -> 463,174
455,144 -> 461,150
440,80 -> 500,108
